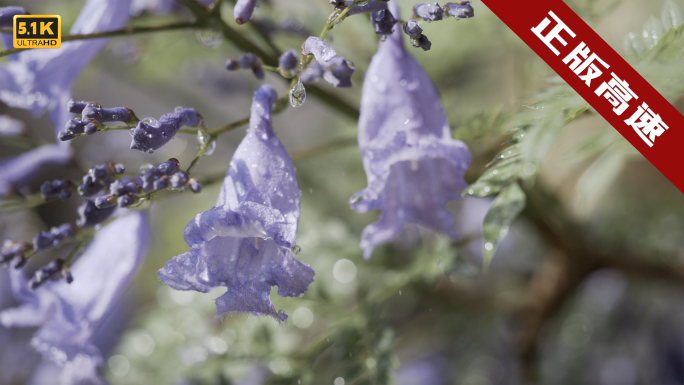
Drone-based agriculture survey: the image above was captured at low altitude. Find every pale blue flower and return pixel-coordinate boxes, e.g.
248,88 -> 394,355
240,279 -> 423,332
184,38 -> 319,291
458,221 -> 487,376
159,84 -> 314,322
350,2 -> 471,259
0,212 -> 150,385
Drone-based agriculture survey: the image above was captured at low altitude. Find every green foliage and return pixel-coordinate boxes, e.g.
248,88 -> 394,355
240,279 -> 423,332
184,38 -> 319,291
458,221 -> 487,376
482,182 -> 526,272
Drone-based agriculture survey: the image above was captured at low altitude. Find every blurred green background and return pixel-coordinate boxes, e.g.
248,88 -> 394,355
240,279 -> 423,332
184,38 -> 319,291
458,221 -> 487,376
1,0 -> 684,384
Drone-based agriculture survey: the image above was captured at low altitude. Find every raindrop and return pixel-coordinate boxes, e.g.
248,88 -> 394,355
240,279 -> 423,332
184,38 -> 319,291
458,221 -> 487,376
174,106 -> 183,113
291,244 -> 302,254
289,81 -> 306,107
197,130 -> 216,156
194,29 -> 223,49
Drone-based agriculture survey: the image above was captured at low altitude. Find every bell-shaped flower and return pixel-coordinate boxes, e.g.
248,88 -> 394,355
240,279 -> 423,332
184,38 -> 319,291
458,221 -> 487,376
0,212 -> 150,385
0,0 -> 131,134
159,85 -> 314,322
350,2 -> 471,259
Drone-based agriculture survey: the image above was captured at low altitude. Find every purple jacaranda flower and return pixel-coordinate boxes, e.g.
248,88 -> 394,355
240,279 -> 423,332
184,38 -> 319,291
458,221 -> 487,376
0,212 -> 149,385
129,108 -> 201,153
158,85 -> 314,322
0,145 -> 74,197
0,7 -> 28,49
0,0 -> 131,135
303,37 -> 355,87
350,2 -> 471,259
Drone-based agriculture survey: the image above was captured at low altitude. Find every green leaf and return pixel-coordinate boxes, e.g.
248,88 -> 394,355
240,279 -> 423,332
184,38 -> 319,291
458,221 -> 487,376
482,182 -> 526,272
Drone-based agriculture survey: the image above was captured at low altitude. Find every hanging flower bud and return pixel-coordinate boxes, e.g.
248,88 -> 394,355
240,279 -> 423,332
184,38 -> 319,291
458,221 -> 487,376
444,1 -> 474,19
414,2 -> 444,21
345,0 -> 388,16
303,37 -> 355,87
234,0 -> 258,24
130,108 -> 201,153
371,9 -> 398,36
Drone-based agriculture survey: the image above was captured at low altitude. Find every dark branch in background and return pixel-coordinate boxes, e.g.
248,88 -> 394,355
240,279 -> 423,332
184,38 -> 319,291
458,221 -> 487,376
0,22 -> 197,58
517,184 -> 684,381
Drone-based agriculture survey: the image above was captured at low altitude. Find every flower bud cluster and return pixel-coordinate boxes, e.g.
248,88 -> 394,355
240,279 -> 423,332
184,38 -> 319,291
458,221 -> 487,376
403,20 -> 432,51
413,1 -> 474,22
28,258 -> 70,289
0,240 -> 30,268
40,179 -> 74,201
225,53 -> 265,79
78,162 -> 125,197
33,223 -> 75,251
58,99 -> 138,141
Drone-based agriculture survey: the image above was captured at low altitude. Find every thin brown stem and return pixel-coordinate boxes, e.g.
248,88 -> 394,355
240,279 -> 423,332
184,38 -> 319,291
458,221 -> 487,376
0,21 -> 197,58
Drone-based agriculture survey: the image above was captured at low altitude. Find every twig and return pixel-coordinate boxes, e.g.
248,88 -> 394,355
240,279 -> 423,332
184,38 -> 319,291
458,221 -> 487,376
0,21 -> 197,58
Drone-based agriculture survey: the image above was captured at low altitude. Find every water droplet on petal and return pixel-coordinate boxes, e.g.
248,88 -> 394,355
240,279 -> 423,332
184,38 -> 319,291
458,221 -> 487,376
291,244 -> 302,254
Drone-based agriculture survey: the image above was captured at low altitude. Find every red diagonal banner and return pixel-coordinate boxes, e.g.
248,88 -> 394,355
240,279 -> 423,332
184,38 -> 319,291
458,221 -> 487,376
480,0 -> 684,193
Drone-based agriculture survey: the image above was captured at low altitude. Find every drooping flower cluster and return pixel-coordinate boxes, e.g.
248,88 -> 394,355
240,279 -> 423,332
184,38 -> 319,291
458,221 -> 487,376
404,1 -> 474,51
350,2 -> 471,259
159,84 -> 314,322
0,212 -> 150,385
302,37 -> 355,87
